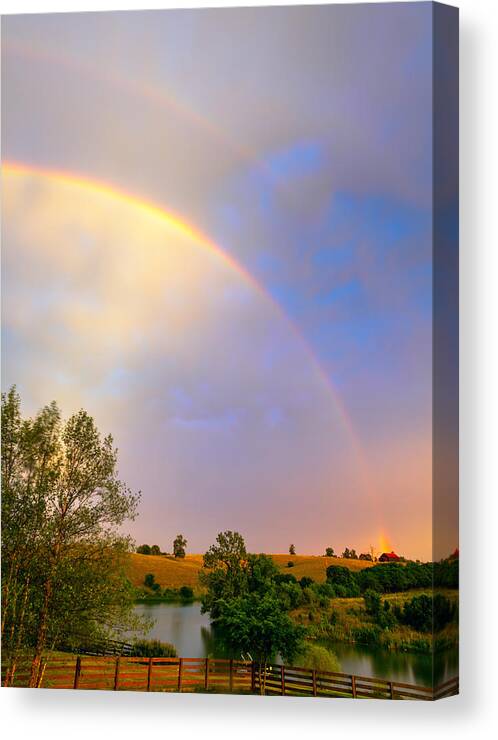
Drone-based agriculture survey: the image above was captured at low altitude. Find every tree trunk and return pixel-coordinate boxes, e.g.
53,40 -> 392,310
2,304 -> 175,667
29,574 -> 53,687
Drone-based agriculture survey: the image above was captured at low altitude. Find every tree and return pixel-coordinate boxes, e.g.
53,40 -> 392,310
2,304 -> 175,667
325,547 -> 335,557
200,531 -> 247,618
215,592 -> 306,693
144,573 -> 156,589
173,534 -> 187,559
326,565 -> 360,597
150,545 -> 161,556
289,544 -> 296,555
1,388 -> 141,687
342,548 -> 351,559
363,589 -> 381,617
359,552 -> 373,561
299,576 -> 314,589
179,585 -> 194,600
137,544 -> 151,555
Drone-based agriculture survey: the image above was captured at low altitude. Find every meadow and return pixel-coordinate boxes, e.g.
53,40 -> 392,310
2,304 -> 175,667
126,552 -> 374,594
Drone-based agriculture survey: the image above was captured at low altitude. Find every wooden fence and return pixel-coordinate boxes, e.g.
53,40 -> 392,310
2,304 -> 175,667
1,655 -> 458,699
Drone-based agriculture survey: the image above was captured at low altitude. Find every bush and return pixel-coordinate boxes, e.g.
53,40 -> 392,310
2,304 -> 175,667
275,573 -> 298,585
351,626 -> 381,645
287,561 -> 295,568
137,544 -> 151,555
130,639 -> 177,657
363,589 -> 381,616
179,585 -> 194,600
399,593 -> 457,633
299,576 -> 314,589
296,644 -> 341,673
325,565 -> 360,597
144,573 -> 156,589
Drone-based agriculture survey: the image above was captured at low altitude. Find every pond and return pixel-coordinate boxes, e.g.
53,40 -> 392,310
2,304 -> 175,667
131,602 -> 458,688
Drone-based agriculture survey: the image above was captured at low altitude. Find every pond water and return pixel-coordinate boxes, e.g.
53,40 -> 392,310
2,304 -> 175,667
132,602 -> 458,688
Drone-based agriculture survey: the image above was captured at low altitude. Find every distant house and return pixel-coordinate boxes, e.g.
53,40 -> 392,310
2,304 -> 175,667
379,551 -> 400,562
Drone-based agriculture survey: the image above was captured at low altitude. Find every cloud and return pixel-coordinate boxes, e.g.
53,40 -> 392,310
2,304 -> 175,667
1,4 -> 440,558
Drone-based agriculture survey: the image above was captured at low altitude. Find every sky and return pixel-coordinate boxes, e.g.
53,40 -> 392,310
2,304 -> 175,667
1,4 -> 456,561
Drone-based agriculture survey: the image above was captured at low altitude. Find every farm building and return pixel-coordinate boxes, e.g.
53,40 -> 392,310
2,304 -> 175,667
379,551 -> 400,562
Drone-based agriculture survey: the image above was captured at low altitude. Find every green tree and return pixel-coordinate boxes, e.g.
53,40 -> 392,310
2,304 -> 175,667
144,573 -> 156,589
200,531 -> 247,618
215,592 -> 306,693
173,534 -> 187,559
179,585 -> 194,600
137,544 -> 151,555
363,589 -> 381,617
325,547 -> 335,557
150,545 -> 161,556
1,388 -> 141,687
296,644 -> 340,673
289,544 -> 296,555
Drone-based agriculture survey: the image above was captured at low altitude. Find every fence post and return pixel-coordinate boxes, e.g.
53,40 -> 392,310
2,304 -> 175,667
251,661 -> 256,693
73,656 -> 82,690
113,657 -> 120,691
177,658 -> 183,692
351,674 -> 357,698
147,657 -> 153,691
312,669 -> 317,697
205,658 -> 209,691
280,665 -> 285,695
389,681 -> 394,700
229,659 -> 234,693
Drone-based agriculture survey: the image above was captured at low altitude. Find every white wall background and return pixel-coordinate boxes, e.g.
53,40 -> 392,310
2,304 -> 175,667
1,1 -> 497,738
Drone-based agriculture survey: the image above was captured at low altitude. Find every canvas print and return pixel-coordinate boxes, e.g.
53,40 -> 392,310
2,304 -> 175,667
1,2 -> 459,699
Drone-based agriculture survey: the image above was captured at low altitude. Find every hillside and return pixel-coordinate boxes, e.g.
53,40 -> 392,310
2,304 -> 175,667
126,552 -> 374,591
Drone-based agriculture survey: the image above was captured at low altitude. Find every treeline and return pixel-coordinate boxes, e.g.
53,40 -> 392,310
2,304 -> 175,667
140,573 -> 194,601
136,534 -> 187,558
363,589 -> 457,633
325,559 -> 458,598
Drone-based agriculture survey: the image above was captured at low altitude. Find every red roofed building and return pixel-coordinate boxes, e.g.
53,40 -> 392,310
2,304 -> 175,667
379,551 -> 400,562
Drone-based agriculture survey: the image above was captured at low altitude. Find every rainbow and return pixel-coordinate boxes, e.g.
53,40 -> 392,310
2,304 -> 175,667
3,159 -> 377,513
3,38 -> 276,186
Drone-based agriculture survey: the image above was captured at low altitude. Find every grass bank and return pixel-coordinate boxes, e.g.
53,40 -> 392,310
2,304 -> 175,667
292,588 -> 459,654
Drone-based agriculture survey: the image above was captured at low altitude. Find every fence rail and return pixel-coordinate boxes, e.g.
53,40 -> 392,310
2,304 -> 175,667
1,655 -> 458,700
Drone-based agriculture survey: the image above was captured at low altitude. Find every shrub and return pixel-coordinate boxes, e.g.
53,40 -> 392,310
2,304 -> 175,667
179,585 -> 194,600
274,573 -> 298,585
296,644 -> 341,673
363,589 -> 381,617
137,544 -> 151,555
325,565 -> 360,597
299,576 -> 314,589
144,573 -> 156,589
130,639 -> 177,657
351,626 -> 381,645
287,561 -> 295,568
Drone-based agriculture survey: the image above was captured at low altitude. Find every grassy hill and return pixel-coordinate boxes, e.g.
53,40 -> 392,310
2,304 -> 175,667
126,552 -> 374,591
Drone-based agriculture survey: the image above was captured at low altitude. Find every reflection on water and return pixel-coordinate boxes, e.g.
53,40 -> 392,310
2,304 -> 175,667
132,602 -> 458,687
321,640 -> 458,687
